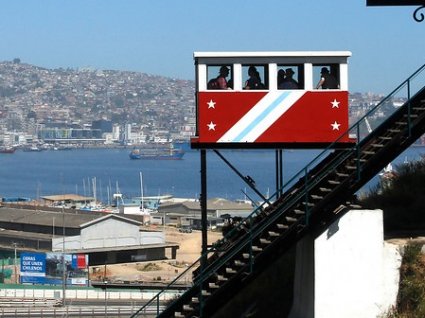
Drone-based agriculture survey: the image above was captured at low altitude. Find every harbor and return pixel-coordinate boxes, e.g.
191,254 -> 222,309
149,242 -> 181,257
1,146 -> 424,206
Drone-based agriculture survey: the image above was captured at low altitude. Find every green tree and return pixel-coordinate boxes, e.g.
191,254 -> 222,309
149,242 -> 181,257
360,157 -> 425,233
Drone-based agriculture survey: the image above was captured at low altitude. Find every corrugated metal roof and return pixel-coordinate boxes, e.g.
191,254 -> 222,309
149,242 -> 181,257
63,242 -> 179,254
41,194 -> 95,202
0,207 -> 105,228
160,198 -> 253,211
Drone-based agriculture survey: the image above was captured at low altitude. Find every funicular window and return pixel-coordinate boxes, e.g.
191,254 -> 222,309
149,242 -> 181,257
277,64 -> 303,89
242,65 -> 268,90
207,65 -> 232,90
313,64 -> 340,89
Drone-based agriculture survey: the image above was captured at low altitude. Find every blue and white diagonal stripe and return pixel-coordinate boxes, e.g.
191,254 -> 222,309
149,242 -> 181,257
218,91 -> 305,143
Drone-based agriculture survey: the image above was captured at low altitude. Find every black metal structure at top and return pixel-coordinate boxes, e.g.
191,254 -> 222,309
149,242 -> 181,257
367,0 -> 425,22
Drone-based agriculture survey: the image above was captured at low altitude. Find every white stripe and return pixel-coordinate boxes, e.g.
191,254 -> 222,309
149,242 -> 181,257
20,272 -> 45,277
218,91 -> 305,142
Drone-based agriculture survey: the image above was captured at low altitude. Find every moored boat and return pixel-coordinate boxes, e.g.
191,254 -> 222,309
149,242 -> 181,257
22,145 -> 43,152
129,145 -> 185,160
0,146 -> 16,154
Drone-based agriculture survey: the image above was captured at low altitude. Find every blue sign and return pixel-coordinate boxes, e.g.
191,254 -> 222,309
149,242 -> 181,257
20,253 -> 46,283
20,252 -> 88,285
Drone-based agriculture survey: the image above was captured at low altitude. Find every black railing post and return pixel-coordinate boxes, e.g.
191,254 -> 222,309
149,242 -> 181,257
304,169 -> 310,226
407,79 -> 412,137
356,123 -> 361,181
275,150 -> 279,196
279,149 -> 284,196
249,221 -> 254,273
200,149 -> 207,317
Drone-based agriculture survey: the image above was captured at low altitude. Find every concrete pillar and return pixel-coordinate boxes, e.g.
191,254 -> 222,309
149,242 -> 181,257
289,209 -> 402,318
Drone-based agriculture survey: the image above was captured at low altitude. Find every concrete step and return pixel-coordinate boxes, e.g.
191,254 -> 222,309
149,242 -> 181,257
234,260 -> 245,267
260,238 -> 271,244
293,209 -> 305,215
268,231 -> 280,237
191,297 -> 199,304
252,245 -> 263,252
336,172 -> 349,177
183,304 -> 193,311
217,274 -> 228,282
276,223 -> 289,230
319,187 -> 332,192
328,180 -> 341,185
286,216 -> 297,222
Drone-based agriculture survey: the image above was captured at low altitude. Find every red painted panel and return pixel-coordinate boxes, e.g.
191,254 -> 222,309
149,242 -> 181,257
256,91 -> 350,143
198,92 -> 266,143
195,90 -> 352,147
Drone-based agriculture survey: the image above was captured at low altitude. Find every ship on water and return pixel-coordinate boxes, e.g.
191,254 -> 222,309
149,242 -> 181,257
0,146 -> 16,154
129,144 -> 185,160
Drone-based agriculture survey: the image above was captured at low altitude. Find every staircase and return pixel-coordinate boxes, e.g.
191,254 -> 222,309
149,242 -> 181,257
131,64 -> 425,318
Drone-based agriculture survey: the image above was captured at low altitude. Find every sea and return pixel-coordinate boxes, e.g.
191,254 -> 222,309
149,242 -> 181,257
0,146 -> 424,203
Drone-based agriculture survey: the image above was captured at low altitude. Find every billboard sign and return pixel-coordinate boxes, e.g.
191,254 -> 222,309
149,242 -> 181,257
20,252 -> 89,286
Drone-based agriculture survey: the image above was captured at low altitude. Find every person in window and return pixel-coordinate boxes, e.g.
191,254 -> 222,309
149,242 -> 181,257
277,69 -> 286,88
244,65 -> 262,90
279,68 -> 299,89
217,66 -> 230,89
227,78 -> 233,89
208,66 -> 230,89
316,67 -> 338,89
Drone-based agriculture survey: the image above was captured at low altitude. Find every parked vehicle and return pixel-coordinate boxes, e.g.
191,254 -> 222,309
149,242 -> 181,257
179,226 -> 192,233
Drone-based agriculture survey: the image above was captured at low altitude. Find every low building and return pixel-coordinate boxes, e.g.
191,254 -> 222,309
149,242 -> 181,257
52,214 -> 176,265
40,194 -> 96,209
0,206 -> 178,267
157,198 -> 254,228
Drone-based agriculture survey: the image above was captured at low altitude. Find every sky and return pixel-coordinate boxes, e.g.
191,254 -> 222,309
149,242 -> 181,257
0,1 -> 424,94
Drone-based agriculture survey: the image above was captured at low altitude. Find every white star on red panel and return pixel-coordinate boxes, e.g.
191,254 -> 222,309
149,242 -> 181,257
207,121 -> 216,131
331,121 -> 341,130
331,99 -> 340,108
207,99 -> 216,109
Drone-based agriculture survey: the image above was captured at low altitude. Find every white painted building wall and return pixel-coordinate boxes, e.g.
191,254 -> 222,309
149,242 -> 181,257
289,209 -> 402,318
81,217 -> 141,249
52,216 -> 165,252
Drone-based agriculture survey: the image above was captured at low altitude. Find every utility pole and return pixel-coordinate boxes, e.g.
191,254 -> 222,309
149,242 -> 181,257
104,262 -> 108,317
12,243 -> 18,284
62,206 -> 66,306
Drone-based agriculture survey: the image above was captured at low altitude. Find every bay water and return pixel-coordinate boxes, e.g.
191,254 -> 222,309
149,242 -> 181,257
0,147 -> 424,203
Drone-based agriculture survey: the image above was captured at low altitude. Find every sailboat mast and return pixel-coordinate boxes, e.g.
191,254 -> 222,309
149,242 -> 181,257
140,172 -> 144,210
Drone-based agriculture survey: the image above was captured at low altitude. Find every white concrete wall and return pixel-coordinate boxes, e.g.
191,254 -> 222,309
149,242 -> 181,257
81,218 -> 140,249
0,286 -> 181,301
52,235 -> 82,251
52,218 -> 165,252
139,231 -> 165,245
289,209 -> 402,318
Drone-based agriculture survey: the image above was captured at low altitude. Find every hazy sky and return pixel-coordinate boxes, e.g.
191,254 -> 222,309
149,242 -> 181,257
0,1 -> 424,93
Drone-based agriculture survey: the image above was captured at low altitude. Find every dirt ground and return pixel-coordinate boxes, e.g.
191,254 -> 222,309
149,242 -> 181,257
99,226 -> 222,284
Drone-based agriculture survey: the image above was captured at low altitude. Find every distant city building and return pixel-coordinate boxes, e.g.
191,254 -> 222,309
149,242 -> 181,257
92,119 -> 113,133
0,60 -> 409,148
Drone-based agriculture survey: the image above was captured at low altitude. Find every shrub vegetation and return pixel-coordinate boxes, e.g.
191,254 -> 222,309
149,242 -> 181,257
360,158 -> 425,234
384,243 -> 425,318
360,158 -> 425,317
